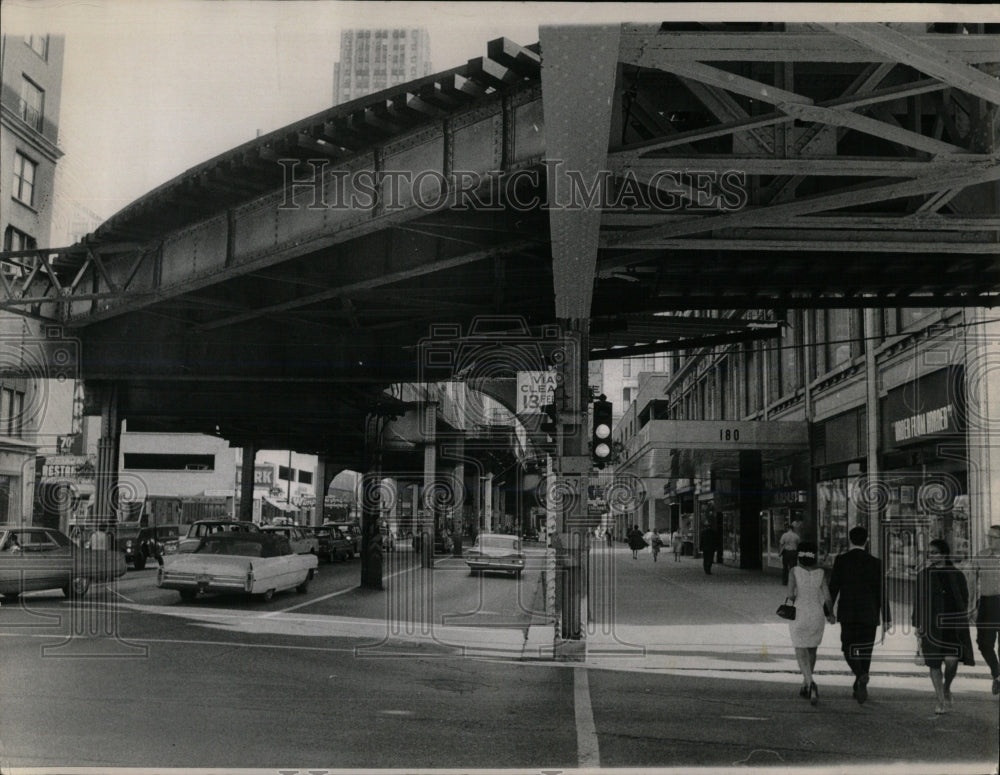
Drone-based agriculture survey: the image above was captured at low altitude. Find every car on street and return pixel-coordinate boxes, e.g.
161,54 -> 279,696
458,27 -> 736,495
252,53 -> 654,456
0,524 -> 127,599
162,519 -> 261,556
123,524 -> 183,569
260,524 -> 319,556
157,532 -> 318,602
464,533 -> 525,576
309,526 -> 353,562
324,522 -> 361,556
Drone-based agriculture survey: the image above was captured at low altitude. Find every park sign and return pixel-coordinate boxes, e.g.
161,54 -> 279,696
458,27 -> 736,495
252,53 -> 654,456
517,370 -> 558,414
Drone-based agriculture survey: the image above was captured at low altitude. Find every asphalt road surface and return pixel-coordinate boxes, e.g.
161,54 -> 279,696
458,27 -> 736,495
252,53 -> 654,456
1,545 -> 997,772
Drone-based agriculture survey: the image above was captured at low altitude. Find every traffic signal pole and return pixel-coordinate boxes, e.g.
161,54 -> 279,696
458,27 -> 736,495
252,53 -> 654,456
553,321 -> 592,651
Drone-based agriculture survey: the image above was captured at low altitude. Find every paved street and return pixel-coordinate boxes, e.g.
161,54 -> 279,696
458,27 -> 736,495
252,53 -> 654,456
1,543 -> 997,773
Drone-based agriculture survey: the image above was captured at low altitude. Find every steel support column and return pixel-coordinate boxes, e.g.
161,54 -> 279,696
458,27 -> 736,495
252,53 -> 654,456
239,444 -> 256,522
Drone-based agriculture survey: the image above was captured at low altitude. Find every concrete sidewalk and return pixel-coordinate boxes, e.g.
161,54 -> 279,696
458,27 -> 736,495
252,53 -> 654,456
524,543 -> 996,689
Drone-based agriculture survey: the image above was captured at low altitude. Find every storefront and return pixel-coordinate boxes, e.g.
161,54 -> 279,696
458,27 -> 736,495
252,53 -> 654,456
880,367 -> 967,578
812,407 -> 867,568
760,452 -> 810,573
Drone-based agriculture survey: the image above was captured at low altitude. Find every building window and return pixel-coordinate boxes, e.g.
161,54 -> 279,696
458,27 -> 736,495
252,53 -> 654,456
622,387 -> 633,406
1,388 -> 26,437
12,153 -> 37,207
825,309 -> 852,369
298,470 -> 313,485
780,310 -> 802,396
622,359 -> 631,377
2,227 -> 37,281
19,77 -> 44,132
24,35 -> 49,59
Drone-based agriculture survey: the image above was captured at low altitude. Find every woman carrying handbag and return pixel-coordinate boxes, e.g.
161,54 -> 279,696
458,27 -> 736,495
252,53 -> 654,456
786,541 -> 836,705
912,539 -> 975,714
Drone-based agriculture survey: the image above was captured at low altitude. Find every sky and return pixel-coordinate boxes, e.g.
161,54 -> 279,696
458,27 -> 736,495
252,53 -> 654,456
3,1 -> 982,229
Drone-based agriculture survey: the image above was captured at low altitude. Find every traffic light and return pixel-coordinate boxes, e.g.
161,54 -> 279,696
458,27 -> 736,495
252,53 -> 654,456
592,395 -> 613,468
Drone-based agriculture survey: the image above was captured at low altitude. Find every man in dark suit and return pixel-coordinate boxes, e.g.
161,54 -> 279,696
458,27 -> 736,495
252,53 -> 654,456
829,526 -> 891,704
700,524 -> 718,575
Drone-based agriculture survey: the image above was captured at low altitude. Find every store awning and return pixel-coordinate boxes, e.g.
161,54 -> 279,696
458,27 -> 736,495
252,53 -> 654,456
262,496 -> 298,513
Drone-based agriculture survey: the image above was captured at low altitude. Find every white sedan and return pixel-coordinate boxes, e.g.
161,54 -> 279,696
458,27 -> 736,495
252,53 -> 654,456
158,533 -> 317,602
465,534 -> 525,576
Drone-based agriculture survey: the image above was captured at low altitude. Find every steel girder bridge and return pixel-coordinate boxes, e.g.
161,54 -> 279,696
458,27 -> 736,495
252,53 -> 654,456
1,20 -> 997,516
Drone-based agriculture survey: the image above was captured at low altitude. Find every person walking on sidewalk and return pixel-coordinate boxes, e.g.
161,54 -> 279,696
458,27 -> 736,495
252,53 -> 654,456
828,526 -> 890,704
671,530 -> 683,562
972,524 -> 1000,696
700,524 -> 718,575
779,522 -> 801,585
913,539 -> 975,715
787,541 -> 835,705
627,525 -> 645,560
649,530 -> 663,561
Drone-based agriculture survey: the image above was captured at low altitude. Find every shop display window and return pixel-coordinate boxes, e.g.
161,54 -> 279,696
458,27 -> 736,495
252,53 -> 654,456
816,477 -> 859,567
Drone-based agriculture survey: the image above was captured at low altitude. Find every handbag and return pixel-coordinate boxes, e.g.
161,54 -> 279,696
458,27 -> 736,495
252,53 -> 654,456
776,598 -> 796,620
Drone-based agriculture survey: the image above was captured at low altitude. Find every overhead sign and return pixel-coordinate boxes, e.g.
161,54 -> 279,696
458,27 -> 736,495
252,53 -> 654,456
236,465 -> 275,487
517,371 -> 558,413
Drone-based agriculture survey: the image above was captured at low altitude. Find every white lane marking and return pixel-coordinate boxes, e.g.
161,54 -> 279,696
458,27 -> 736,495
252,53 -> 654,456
721,715 -> 770,721
574,665 -> 600,768
0,631 -> 365,654
260,563 -> 420,617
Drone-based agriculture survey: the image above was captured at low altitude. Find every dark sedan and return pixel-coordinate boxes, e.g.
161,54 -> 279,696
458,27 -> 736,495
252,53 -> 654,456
0,524 -> 126,599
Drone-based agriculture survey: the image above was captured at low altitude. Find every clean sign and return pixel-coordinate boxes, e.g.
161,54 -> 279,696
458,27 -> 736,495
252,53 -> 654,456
517,371 -> 558,413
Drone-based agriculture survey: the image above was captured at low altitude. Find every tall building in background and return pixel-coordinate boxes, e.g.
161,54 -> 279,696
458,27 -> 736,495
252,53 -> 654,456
0,33 -> 65,524
333,28 -> 432,104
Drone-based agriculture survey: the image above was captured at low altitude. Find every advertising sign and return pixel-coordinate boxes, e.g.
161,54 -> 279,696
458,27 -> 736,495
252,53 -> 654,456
516,370 -> 558,413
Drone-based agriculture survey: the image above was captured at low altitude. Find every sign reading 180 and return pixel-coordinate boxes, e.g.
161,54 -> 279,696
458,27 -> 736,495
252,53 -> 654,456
516,370 -> 560,413
719,428 -> 741,442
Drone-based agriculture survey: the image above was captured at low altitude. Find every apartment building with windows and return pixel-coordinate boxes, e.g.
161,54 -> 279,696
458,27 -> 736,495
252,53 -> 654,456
614,307 -> 999,576
0,33 -> 65,523
333,28 -> 432,104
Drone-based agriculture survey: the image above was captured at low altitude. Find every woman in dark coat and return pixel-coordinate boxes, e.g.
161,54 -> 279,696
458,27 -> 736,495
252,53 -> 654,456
627,525 -> 646,559
912,539 -> 975,714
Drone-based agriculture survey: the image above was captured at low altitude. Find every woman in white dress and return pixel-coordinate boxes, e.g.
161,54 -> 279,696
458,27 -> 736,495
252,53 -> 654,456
787,541 -> 835,705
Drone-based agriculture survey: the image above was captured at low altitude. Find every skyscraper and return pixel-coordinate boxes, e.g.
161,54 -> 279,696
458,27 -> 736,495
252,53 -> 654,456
333,28 -> 432,104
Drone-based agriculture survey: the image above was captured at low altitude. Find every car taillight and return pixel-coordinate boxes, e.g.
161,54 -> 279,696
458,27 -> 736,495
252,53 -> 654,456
245,564 -> 254,592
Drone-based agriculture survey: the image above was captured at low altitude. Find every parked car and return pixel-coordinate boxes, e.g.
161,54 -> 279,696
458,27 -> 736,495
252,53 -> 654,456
260,525 -> 319,556
324,522 -> 361,556
123,524 -> 183,570
162,520 -> 261,556
465,533 -> 525,577
310,526 -> 353,562
0,524 -> 126,599
157,532 -> 317,602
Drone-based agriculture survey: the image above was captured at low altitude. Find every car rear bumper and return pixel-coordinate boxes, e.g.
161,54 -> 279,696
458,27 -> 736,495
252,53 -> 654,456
465,557 -> 525,572
158,570 -> 247,594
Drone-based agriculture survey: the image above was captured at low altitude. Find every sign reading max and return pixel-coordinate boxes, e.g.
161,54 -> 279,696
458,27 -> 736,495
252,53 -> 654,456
882,367 -> 965,448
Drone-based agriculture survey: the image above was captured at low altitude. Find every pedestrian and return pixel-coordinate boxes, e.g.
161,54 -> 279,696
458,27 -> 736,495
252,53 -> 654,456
913,538 -> 975,714
627,525 -> 645,560
650,530 -> 663,562
671,530 -> 683,562
828,526 -> 891,704
700,524 -> 718,574
778,522 -> 801,585
972,524 -> 1000,696
787,541 -> 835,705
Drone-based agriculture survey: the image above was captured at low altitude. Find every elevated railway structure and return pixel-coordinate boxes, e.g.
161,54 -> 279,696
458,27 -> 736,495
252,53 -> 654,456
1,21 -> 997,623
